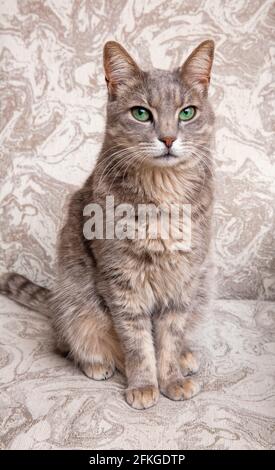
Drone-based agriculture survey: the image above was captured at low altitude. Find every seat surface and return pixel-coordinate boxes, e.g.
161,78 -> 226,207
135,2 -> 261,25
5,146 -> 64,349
0,296 -> 274,450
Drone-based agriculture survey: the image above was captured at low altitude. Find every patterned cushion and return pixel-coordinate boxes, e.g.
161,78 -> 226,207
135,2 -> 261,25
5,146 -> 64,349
1,296 -> 274,449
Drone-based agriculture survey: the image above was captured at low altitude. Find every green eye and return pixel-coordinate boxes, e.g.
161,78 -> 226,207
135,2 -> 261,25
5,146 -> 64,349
131,107 -> 151,122
179,106 -> 196,121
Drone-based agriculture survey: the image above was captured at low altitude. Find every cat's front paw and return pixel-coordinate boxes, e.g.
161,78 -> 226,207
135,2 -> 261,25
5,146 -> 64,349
161,377 -> 200,401
179,350 -> 199,376
126,385 -> 159,410
82,361 -> 115,380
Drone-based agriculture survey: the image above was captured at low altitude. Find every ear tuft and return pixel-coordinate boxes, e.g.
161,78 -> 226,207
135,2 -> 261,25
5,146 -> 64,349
103,41 -> 140,95
181,40 -> 215,88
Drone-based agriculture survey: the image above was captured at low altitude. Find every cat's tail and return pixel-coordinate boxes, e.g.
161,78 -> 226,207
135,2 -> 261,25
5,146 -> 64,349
0,272 -> 51,316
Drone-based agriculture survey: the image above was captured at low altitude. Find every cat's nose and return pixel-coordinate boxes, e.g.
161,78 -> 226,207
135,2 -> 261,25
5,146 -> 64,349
159,136 -> 176,149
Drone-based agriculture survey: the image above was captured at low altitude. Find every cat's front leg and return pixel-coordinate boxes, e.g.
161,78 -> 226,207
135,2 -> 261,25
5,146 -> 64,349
154,309 -> 200,401
111,306 -> 159,410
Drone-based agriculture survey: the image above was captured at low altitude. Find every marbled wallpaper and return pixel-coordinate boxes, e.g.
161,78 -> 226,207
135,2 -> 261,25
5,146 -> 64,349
0,0 -> 275,300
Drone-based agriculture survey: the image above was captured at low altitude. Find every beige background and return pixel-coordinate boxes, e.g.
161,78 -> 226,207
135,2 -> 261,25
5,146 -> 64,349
0,1 -> 275,451
0,0 -> 275,298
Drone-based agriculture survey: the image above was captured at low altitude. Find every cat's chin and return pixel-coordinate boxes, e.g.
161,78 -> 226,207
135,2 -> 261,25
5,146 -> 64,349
151,154 -> 182,168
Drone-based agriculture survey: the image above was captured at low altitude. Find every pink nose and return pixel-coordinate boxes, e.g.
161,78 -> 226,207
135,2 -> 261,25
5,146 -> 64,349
160,136 -> 176,148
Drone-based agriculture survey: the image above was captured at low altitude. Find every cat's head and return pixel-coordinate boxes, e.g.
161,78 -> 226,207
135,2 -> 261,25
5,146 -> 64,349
103,40 -> 215,168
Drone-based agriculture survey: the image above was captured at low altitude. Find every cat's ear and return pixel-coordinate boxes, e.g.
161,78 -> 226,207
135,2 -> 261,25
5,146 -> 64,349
103,41 -> 140,96
180,40 -> 215,91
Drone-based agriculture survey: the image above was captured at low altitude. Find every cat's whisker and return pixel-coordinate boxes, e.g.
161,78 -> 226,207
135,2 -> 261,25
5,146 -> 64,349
190,151 -> 214,176
96,153 -> 135,190
97,143 -> 150,165
106,150 -> 149,194
193,144 -> 215,154
179,141 -> 213,152
96,147 -> 145,188
96,144 -> 154,189
121,152 -> 147,183
178,142 -> 213,159
102,150 -> 144,191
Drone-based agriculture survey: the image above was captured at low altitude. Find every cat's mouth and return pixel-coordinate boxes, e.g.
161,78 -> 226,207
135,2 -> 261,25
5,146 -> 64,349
155,152 -> 178,160
152,152 -> 180,166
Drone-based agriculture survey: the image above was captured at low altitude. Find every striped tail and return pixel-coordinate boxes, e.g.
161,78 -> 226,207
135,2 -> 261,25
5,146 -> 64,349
0,272 -> 51,316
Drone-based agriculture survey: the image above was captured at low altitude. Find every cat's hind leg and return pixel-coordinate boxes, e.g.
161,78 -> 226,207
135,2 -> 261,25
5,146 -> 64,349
52,296 -> 124,380
77,314 -> 123,381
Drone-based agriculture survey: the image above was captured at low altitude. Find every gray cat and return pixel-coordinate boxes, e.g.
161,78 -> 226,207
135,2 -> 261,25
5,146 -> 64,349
0,40 -> 215,409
